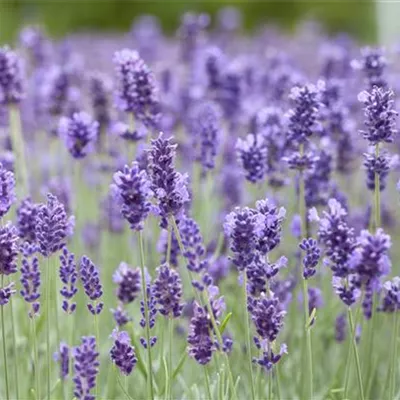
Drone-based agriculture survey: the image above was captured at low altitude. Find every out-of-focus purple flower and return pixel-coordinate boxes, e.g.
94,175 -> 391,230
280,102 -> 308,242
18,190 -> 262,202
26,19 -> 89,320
352,47 -> 387,89
204,46 -> 224,90
380,277 -> 400,313
110,330 -> 137,376
291,214 -> 302,238
216,64 -> 242,119
111,162 -> 152,231
148,133 -> 189,226
310,198 -> 355,277
44,177 -> 72,214
256,199 -> 286,255
224,206 -> 264,271
80,256 -> 103,315
332,275 -> 361,306
73,336 -> 99,400
20,255 -> 40,317
153,264 -> 184,318
89,72 -> 111,128
113,262 -> 141,304
19,26 -> 49,67
220,164 -> 243,210
299,238 -> 320,279
0,223 -> 18,276
249,293 -> 285,342
101,192 -> 125,234
358,87 -> 397,146
0,163 -> 15,218
130,15 -> 161,62
59,247 -> 78,314
285,149 -> 319,172
58,111 -> 99,159
190,101 -> 221,173
363,150 -> 394,192
253,340 -> 287,371
208,255 -> 230,282
111,305 -> 132,327
236,134 -> 267,183
16,197 -> 38,243
287,82 -> 323,144
335,313 -> 347,342
350,228 -> 391,284
217,6 -> 242,33
0,46 -> 24,104
41,65 -> 69,116
0,282 -> 16,306
113,49 -> 160,128
187,301 -> 215,365
35,193 -> 68,257
54,342 -> 70,380
112,121 -> 145,142
179,215 -> 205,272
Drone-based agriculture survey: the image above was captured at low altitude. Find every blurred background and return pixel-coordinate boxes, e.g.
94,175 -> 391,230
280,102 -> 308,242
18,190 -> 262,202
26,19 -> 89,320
0,0 -> 379,43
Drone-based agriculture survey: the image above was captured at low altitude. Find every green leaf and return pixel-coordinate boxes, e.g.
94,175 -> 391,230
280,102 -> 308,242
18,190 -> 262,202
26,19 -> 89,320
220,312 -> 233,335
172,351 -> 187,381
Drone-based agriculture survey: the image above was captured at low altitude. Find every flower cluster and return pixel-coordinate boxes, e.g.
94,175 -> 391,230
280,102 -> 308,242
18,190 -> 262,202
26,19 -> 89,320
80,256 -> 104,315
0,46 -> 24,104
59,247 -> 78,314
110,330 -> 137,375
113,262 -> 141,304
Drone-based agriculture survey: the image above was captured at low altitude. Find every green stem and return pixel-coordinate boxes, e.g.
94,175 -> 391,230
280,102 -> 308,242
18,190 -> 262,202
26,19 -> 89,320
32,317 -> 40,400
46,257 -> 51,400
1,276 -> 10,400
243,273 -> 256,400
93,304 -> 100,400
168,317 -> 173,400
8,280 -> 19,400
348,307 -> 365,400
9,105 -> 29,197
389,311 -> 399,400
275,363 -> 282,400
203,366 -> 212,400
166,223 -> 172,266
138,231 -> 154,400
268,356 -> 273,400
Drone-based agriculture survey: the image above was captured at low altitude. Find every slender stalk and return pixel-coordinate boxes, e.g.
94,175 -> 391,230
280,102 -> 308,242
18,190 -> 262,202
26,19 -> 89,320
1,276 -> 10,400
348,307 -> 364,400
166,223 -> 172,266
389,311 -> 399,400
138,231 -> 154,400
8,105 -> 29,197
168,317 -> 173,400
275,363 -> 282,400
7,280 -> 19,400
268,350 -> 273,400
93,303 -> 100,399
32,317 -> 40,400
203,366 -> 212,400
46,257 -> 51,400
243,273 -> 256,400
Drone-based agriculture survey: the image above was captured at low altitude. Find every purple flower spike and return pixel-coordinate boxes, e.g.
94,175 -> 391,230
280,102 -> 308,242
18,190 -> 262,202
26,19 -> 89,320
59,111 -> 99,159
335,313 -> 347,342
0,46 -> 24,104
17,197 -> 38,243
35,193 -> 69,257
111,162 -> 152,231
59,247 -> 78,314
358,87 -> 397,146
113,49 -> 160,128
113,262 -> 141,304
110,330 -> 137,375
0,223 -> 19,276
0,283 -> 16,306
236,134 -> 267,183
20,255 -> 41,317
148,133 -> 189,226
73,336 -> 99,400
380,277 -> 400,313
0,163 -> 15,218
352,47 -> 387,89
299,238 -> 320,279
153,264 -> 184,318
80,256 -> 103,315
253,341 -> 287,371
54,342 -> 70,380
111,305 -> 132,327
89,72 -> 111,127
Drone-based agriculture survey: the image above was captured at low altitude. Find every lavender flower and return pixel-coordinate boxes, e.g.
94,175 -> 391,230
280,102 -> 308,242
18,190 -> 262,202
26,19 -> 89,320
113,49 -> 160,127
0,223 -> 18,276
299,238 -> 320,279
253,340 -> 287,371
380,277 -> 400,312
0,46 -> 24,104
0,282 -> 16,306
0,163 -> 15,217
224,207 -> 264,271
332,275 -> 361,306
16,197 -> 38,243
110,330 -> 137,375
187,302 -> 215,365
353,47 -> 387,89
113,262 -> 141,304
41,65 -> 69,116
358,87 -> 398,146
111,305 -> 132,327
73,336 -> 99,400
54,342 -> 70,380
139,284 -> 157,348
20,255 -> 40,317
153,264 -> 184,318
335,313 -> 347,342
59,247 -> 78,314
80,256 -> 103,315
236,134 -> 267,183
363,151 -> 393,192
111,162 -> 152,231
36,193 -> 68,257
58,111 -> 99,159
89,72 -> 111,127
148,133 -> 189,225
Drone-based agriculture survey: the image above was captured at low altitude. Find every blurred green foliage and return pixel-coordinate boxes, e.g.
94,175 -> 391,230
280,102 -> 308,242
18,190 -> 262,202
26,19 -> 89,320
0,0 -> 377,43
